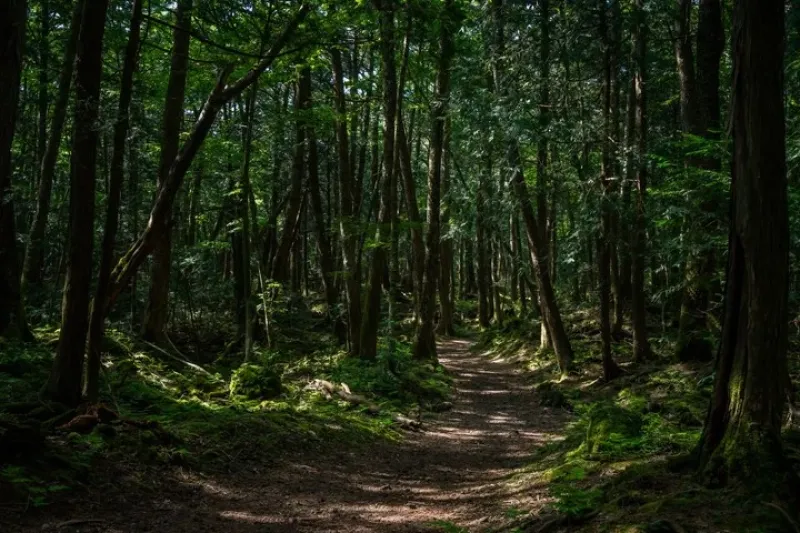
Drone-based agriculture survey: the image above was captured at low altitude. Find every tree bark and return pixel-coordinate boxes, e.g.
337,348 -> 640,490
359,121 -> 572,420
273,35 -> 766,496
438,116 -> 455,336
598,0 -> 622,381
630,0 -> 651,362
142,0 -> 193,342
85,0 -> 144,401
44,0 -> 110,406
697,0 -> 793,490
361,0 -> 398,360
331,45 -> 362,355
414,0 -> 456,360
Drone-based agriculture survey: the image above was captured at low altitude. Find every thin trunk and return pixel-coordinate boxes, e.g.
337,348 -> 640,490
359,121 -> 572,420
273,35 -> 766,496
271,69 -> 307,283
492,0 -> 573,372
361,0 -> 398,360
630,0 -> 651,361
45,0 -> 109,405
143,0 -> 193,342
332,46 -> 362,355
416,4 -> 457,358
85,0 -> 144,401
438,117 -> 455,336
599,0 -> 622,381
22,0 -> 84,291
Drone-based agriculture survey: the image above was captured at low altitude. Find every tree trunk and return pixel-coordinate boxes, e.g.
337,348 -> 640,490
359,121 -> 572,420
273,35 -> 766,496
271,70 -> 308,284
676,0 -> 724,362
630,0 -> 651,362
85,0 -> 144,401
44,0 -> 110,406
103,7 -> 310,315
491,0 -> 573,373
331,46 -> 362,355
536,0 -> 553,353
142,0 -> 193,343
477,151 -> 492,328
438,117 -> 455,336
599,0 -> 622,381
697,0 -> 793,490
361,0 -> 398,360
0,0 -> 30,339
414,0 -> 456,359
22,0 -> 84,292
305,69 -> 341,339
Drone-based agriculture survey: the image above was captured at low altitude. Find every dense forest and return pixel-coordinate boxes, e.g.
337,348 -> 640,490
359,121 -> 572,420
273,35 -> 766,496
1,0 -> 800,531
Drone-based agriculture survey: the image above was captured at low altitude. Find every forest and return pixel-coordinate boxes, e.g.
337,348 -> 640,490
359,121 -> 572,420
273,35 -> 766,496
1,0 -> 799,531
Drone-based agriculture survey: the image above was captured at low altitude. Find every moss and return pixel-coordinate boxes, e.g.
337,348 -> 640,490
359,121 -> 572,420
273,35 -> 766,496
229,363 -> 282,400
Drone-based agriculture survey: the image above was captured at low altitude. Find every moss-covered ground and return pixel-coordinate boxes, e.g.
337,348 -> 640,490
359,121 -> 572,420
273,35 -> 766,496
480,310 -> 800,533
0,307 -> 452,511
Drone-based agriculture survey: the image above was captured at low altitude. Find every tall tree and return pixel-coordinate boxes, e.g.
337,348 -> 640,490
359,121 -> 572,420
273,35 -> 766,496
697,0 -> 793,489
0,0 -> 30,338
142,0 -> 193,342
85,0 -> 145,401
44,0 -> 110,405
360,0 -> 398,360
331,45 -> 362,354
491,0 -> 573,374
22,0 -> 84,293
414,0 -> 457,360
630,0 -> 650,362
598,0 -> 622,381
675,0 -> 724,362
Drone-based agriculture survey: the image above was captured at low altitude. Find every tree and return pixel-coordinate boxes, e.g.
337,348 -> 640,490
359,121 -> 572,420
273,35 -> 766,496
696,0 -> 794,489
674,0 -> 724,362
491,0 -> 573,374
22,0 -> 84,294
142,0 -> 193,343
0,0 -> 30,339
360,0 -> 398,360
44,0 -> 110,406
85,0 -> 145,401
629,0 -> 650,362
413,0 -> 458,360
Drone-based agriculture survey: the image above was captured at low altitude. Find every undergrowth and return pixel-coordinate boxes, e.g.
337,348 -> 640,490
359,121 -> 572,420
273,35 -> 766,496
0,322 -> 451,508
486,312 -> 800,533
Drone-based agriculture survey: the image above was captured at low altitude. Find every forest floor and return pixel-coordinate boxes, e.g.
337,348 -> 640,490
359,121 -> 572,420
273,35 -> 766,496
8,338 -> 570,533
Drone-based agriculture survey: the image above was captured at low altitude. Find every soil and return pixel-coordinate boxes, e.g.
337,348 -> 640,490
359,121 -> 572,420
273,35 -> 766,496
7,339 -> 569,532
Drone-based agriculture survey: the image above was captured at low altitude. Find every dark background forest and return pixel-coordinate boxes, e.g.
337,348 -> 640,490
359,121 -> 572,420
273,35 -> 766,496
1,0 -> 800,531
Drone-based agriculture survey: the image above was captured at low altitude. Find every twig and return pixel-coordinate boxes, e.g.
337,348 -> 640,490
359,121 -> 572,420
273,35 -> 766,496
141,340 -> 214,377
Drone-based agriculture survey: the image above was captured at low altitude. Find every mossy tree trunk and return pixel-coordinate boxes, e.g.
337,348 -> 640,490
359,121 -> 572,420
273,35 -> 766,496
697,0 -> 794,492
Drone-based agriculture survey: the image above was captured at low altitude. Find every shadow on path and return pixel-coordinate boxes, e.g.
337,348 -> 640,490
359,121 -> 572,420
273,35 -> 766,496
16,339 -> 567,533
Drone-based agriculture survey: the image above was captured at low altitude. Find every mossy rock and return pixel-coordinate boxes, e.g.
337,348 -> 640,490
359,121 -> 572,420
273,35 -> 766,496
230,363 -> 282,400
583,403 -> 644,457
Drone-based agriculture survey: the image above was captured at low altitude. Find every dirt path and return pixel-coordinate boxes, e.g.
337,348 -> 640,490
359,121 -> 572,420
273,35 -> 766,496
17,339 -> 567,533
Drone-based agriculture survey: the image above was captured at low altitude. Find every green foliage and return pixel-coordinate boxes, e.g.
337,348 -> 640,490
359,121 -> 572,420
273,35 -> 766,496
229,363 -> 282,400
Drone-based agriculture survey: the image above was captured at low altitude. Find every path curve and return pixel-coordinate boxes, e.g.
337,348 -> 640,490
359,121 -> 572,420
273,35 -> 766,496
17,339 -> 566,532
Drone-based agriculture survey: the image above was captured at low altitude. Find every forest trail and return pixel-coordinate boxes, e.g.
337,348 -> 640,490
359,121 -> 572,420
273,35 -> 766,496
25,339 -> 567,533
